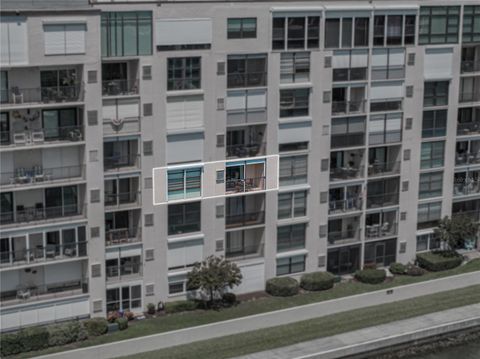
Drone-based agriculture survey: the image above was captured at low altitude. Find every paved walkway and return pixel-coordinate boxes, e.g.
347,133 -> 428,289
34,271 -> 480,359
236,303 -> 480,359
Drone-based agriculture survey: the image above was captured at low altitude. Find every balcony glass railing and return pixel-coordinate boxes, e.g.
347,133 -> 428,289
455,152 -> 480,166
460,92 -> 480,103
1,125 -> 83,147
102,79 -> 139,96
0,241 -> 87,267
457,122 -> 480,136
2,84 -> 83,105
330,166 -> 364,181
105,191 -> 140,207
331,100 -> 366,115
365,223 -> 398,239
225,211 -> 265,229
106,263 -> 142,281
105,227 -> 141,246
0,204 -> 83,225
328,198 -> 363,214
227,72 -> 267,89
226,176 -> 266,194
330,133 -> 365,148
225,243 -> 264,260
461,61 -> 480,73
226,142 -> 266,158
366,192 -> 399,208
0,278 -> 88,307
453,181 -> 480,196
328,228 -> 360,245
367,161 -> 401,177
1,165 -> 84,186
104,154 -> 140,171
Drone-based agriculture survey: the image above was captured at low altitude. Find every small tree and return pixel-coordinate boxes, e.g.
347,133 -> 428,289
187,255 -> 242,305
435,215 -> 479,250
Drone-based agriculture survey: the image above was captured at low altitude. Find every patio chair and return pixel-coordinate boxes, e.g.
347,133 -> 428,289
45,244 -> 56,258
33,165 -> 44,182
381,222 -> 390,236
17,288 -> 30,300
11,87 -> 23,104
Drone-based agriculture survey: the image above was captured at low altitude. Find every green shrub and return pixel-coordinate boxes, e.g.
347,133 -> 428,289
0,332 -> 22,357
116,317 -> 128,331
83,318 -> 108,337
266,277 -> 299,297
146,303 -> 156,315
300,272 -> 335,291
47,321 -> 87,346
165,300 -> 199,314
16,327 -> 50,353
416,251 -> 463,272
406,265 -> 425,276
389,262 -> 407,275
222,292 -> 237,305
355,269 -> 386,284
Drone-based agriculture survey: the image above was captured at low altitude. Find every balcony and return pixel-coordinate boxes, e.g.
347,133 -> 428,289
460,92 -> 480,103
331,132 -> 365,149
365,222 -> 398,239
367,192 -> 399,209
105,191 -> 141,209
225,160 -> 266,194
329,197 -> 362,214
104,154 -> 140,172
332,100 -> 366,116
461,61 -> 480,74
368,160 -> 401,177
0,278 -> 88,308
330,166 -> 364,181
105,227 -> 142,247
1,204 -> 85,227
1,125 -> 84,148
1,84 -> 84,108
453,172 -> 480,197
455,152 -> 480,166
226,142 -> 266,159
328,217 -> 361,246
106,260 -> 142,282
461,46 -> 480,74
102,79 -> 138,97
0,241 -> 87,268
225,227 -> 264,260
226,211 -> 265,229
1,165 -> 84,188
457,121 -> 480,136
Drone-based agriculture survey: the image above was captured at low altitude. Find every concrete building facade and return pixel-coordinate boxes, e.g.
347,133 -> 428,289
0,0 -> 479,331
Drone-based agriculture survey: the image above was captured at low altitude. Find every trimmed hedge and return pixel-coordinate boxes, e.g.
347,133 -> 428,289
165,300 -> 199,314
266,277 -> 299,297
116,317 -> 128,331
222,292 -> 237,305
300,272 -> 335,291
0,326 -> 49,357
355,269 -> 386,284
47,322 -> 87,347
417,251 -> 463,272
389,262 -> 407,275
406,265 -> 425,276
83,318 -> 108,337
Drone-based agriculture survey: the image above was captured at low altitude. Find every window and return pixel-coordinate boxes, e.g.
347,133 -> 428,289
419,6 -> 460,45
364,238 -> 397,267
226,89 -> 267,124
168,276 -> 187,294
366,178 -> 400,208
40,69 -> 80,102
227,18 -> 256,39
371,48 -> 406,80
1,17 -> 28,66
463,6 -> 480,43
331,117 -> 366,148
325,17 -> 370,49
279,89 -> 309,118
106,285 -> 141,312
167,238 -> 203,270
460,76 -> 480,103
422,110 -> 447,138
417,202 -> 442,229
168,202 -> 201,235
327,245 -> 360,275
416,233 -> 441,252
279,142 -> 309,152
106,255 -> 141,279
42,108 -> 78,140
44,23 -> 86,55
167,168 -> 202,200
424,81 -> 449,107
101,11 -> 153,57
419,172 -> 443,199
227,54 -> 267,88
369,113 -> 402,145
276,255 -> 306,275
278,191 -> 307,219
373,14 -> 416,47
272,16 -> 320,50
280,52 -> 310,83
279,155 -> 308,186
167,57 -> 201,91
421,141 -> 445,169
277,223 -> 306,252
332,50 -> 368,82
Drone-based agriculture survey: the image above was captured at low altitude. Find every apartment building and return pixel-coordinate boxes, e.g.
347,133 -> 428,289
0,0 -> 479,331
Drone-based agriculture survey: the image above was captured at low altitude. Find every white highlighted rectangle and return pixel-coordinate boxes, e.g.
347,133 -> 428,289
152,155 -> 279,205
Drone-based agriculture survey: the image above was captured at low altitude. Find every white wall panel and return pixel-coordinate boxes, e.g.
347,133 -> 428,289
424,48 -> 453,79
157,19 -> 212,46
370,82 -> 404,99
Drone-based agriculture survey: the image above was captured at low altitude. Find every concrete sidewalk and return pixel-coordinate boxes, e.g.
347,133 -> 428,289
235,303 -> 480,359
34,271 -> 480,359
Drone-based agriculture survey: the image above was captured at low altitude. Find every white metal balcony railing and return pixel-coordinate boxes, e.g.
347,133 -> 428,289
225,176 -> 266,194
367,161 -> 401,177
102,79 -> 139,97
0,126 -> 83,147
365,223 -> 398,239
1,84 -> 84,106
1,165 -> 84,187
329,197 -> 363,214
105,227 -> 142,246
0,204 -> 85,226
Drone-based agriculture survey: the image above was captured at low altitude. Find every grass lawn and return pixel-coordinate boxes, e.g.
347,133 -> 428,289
131,285 -> 480,359
15,259 -> 480,358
